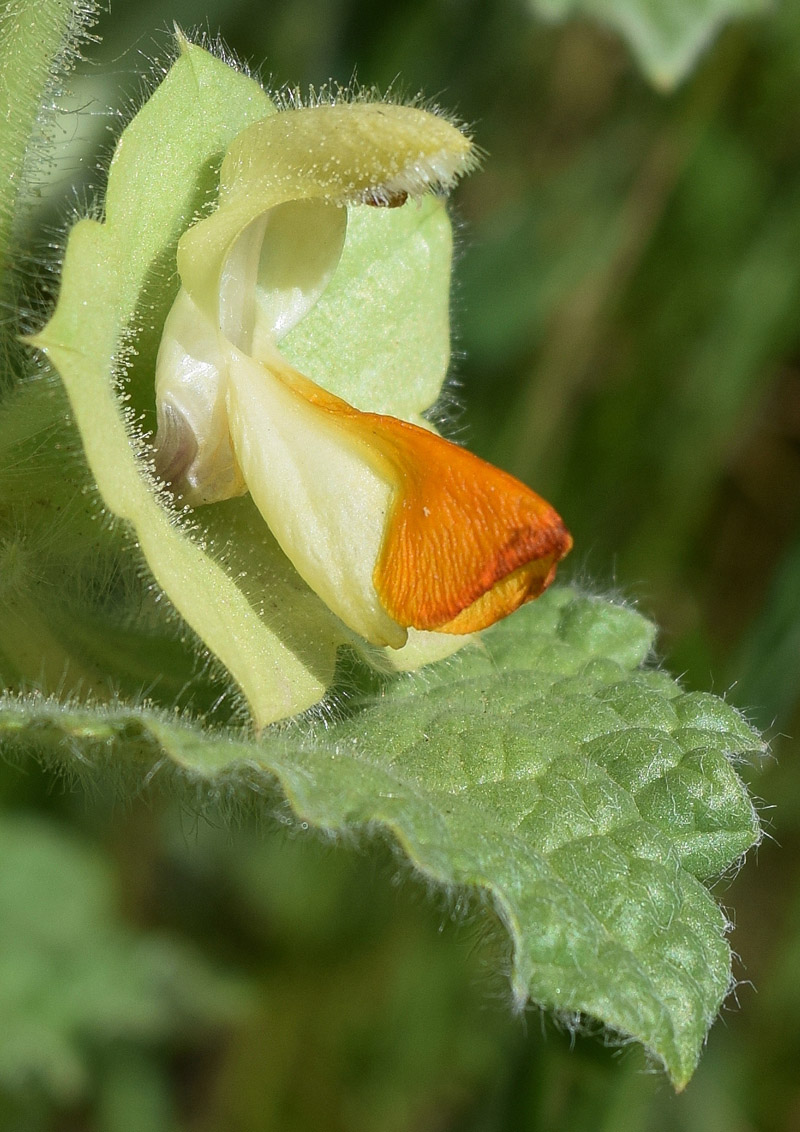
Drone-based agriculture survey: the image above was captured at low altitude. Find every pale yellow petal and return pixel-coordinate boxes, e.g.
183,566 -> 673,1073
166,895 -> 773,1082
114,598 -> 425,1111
224,344 -> 405,648
154,287 -> 245,504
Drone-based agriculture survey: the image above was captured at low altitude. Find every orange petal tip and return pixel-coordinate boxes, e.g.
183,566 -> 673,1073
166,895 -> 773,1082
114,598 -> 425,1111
368,416 -> 572,635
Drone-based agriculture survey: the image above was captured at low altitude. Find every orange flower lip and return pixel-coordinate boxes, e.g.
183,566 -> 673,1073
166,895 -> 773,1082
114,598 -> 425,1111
276,359 -> 572,636
362,413 -> 572,634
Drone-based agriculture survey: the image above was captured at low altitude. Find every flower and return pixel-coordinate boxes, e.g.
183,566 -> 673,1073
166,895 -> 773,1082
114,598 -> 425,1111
30,40 -> 572,725
154,101 -> 572,658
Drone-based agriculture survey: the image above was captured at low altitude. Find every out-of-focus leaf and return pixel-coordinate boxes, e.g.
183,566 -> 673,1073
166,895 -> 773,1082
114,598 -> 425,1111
0,0 -> 96,277
185,823 -> 512,1132
732,530 -> 800,730
0,0 -> 99,390
0,587 -> 762,1087
530,0 -> 768,88
0,812 -> 244,1107
621,188 -> 800,589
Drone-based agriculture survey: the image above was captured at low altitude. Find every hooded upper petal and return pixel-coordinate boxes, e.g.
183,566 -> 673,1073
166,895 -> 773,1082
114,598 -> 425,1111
177,103 -> 478,326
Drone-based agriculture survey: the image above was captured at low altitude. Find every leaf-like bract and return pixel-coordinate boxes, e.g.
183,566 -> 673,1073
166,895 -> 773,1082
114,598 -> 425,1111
32,39 -> 467,725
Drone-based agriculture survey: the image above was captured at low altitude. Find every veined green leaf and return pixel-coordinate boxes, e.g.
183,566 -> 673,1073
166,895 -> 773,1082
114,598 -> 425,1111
0,587 -> 762,1087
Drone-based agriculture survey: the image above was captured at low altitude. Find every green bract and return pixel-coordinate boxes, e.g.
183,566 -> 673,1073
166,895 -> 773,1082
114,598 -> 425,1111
33,37 -> 472,727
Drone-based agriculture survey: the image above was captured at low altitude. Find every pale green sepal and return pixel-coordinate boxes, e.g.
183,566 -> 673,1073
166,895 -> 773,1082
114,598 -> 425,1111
281,197 -> 453,419
32,41 -> 347,728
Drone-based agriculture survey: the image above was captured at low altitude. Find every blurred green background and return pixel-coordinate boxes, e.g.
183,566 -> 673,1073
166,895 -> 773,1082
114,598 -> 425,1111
3,0 -> 800,1128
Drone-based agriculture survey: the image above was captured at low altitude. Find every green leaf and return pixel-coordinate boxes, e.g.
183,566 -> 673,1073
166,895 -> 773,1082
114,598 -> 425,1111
0,587 -> 762,1087
0,811 -> 243,1106
0,0 -> 95,269
530,0 -> 768,89
0,0 -> 98,385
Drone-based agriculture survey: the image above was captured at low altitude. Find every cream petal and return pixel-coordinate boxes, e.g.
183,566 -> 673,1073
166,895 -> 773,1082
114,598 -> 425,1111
178,104 -> 476,324
224,343 -> 406,648
157,199 -> 346,504
154,287 -> 245,505
218,213 -> 268,350
378,626 -> 474,672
